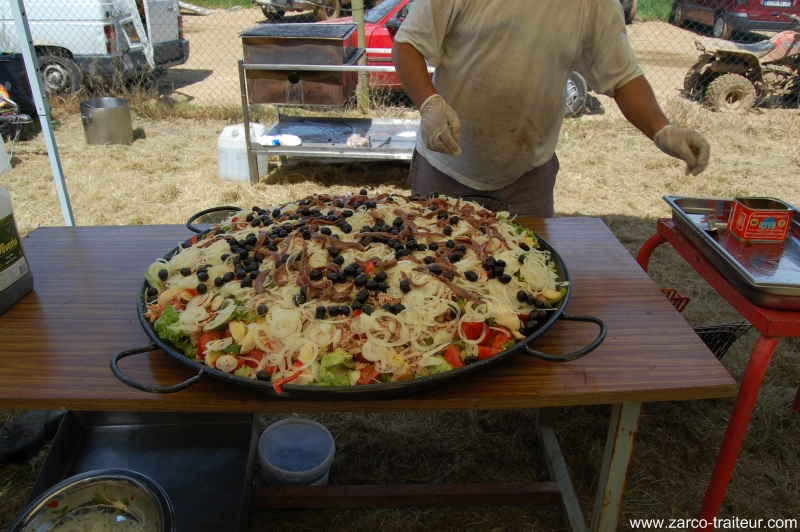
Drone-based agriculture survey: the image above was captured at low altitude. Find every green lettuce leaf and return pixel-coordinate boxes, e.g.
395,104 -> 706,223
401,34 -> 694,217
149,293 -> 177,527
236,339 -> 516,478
154,305 -> 197,359
312,349 -> 353,386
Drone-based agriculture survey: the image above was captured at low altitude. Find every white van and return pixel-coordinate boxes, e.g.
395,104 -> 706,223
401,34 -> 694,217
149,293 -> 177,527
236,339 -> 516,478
0,0 -> 189,92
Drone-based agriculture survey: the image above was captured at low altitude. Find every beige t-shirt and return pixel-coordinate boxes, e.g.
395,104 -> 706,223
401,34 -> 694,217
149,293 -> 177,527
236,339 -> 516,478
395,0 -> 644,190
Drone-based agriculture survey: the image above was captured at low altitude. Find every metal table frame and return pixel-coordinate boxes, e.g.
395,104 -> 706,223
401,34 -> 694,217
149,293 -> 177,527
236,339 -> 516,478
636,219 -> 800,532
238,57 -> 432,184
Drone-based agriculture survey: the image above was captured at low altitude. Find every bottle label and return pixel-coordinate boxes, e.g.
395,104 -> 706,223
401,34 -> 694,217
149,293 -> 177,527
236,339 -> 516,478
0,213 -> 28,291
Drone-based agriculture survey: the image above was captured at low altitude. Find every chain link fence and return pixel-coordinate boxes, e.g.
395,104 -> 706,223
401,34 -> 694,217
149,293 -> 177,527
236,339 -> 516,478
1,0 -> 798,123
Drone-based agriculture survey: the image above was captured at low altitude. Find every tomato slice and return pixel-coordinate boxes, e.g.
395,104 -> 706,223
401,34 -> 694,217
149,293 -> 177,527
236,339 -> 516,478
460,321 -> 483,341
443,344 -> 464,368
478,346 -> 502,360
244,347 -> 266,368
364,261 -> 377,275
489,327 -> 513,349
355,352 -> 370,364
352,309 -> 361,318
357,364 -> 380,385
189,235 -> 198,245
198,331 -> 221,357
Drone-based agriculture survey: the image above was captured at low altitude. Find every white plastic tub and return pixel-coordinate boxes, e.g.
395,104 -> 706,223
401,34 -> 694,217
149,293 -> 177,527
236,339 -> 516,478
217,123 -> 269,182
258,418 -> 335,486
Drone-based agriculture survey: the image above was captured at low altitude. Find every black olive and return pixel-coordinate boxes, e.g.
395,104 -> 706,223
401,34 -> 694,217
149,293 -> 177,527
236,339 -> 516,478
343,210 -> 353,217
492,266 -> 505,277
366,279 -> 378,291
368,201 -> 377,209
524,319 -> 539,335
351,301 -> 363,310
359,188 -> 368,195
221,253 -> 230,262
249,271 -> 259,280
354,273 -> 368,287
278,229 -> 288,238
464,270 -> 479,282
327,272 -> 339,283
274,260 -> 284,269
146,287 -> 158,298
519,242 -> 530,251
238,250 -> 249,260
499,274 -> 512,284
393,241 -> 404,251
214,229 -> 225,235
223,272 -> 234,283
158,269 -> 169,281
257,304 -> 269,315
390,303 -> 406,315
293,293 -> 306,306
430,192 -> 440,198
446,239 -> 455,248
256,370 -> 272,382
328,306 -> 340,317
241,278 -> 253,288
450,215 -> 459,225
381,303 -> 392,312
387,238 -> 397,247
236,268 -> 247,279
393,217 -> 403,226
254,252 -> 265,262
272,208 -> 281,218
496,259 -> 507,268
331,255 -> 343,266
310,269 -> 323,281
533,298 -> 548,309
443,271 -> 454,280
316,306 -> 327,319
518,254 -> 526,264
437,212 -> 449,220
356,289 -> 369,303
281,254 -> 290,263
321,227 -> 332,236
267,243 -> 278,252
374,271 -> 387,283
443,226 -> 453,236
449,251 -> 463,263
424,256 -> 435,265
399,279 -> 411,293
429,264 -> 443,275
300,207 -> 311,216
361,236 -> 373,246
250,219 -> 260,227
302,231 -> 311,240
406,240 -> 418,251
250,262 -> 261,272
339,305 -> 351,317
147,295 -> 159,304
300,286 -> 307,298
230,245 -> 239,253
464,355 -> 479,365
377,281 -> 389,292
517,290 -> 528,302
246,213 -> 254,222
395,249 -> 410,260
342,224 -> 352,234
483,257 -> 496,269
353,202 -> 362,210
179,267 -> 191,277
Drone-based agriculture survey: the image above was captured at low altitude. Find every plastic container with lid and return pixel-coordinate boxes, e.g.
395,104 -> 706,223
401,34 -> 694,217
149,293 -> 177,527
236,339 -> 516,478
258,418 -> 335,486
217,123 -> 269,182
0,184 -> 33,316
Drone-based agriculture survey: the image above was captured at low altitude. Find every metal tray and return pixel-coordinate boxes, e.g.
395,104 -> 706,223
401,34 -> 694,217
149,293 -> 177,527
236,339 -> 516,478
664,195 -> 800,310
27,412 -> 258,532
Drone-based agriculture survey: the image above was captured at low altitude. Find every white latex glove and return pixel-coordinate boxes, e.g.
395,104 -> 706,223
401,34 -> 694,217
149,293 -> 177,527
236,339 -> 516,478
653,125 -> 710,175
419,94 -> 461,156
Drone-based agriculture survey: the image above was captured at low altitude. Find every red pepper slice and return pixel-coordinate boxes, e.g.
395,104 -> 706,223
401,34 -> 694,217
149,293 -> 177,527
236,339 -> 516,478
364,261 -> 377,275
352,309 -> 361,318
189,235 -> 198,245
460,321 -> 484,341
443,344 -> 464,368
272,369 -> 303,394
489,327 -> 513,349
478,345 -> 502,360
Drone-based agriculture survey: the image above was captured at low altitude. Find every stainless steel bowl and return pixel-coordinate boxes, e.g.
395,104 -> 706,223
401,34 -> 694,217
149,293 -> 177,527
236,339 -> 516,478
9,469 -> 175,532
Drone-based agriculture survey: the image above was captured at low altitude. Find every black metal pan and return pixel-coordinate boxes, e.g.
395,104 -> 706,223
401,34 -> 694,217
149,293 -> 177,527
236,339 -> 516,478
112,202 -> 606,400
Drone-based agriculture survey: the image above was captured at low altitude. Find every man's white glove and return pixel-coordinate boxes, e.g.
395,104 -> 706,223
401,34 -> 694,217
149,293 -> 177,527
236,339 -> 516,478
419,94 -> 461,156
653,125 -> 710,175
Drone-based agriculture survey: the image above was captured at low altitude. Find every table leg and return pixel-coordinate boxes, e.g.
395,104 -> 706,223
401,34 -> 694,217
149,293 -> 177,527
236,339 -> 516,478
697,334 -> 781,531
636,233 -> 667,271
590,402 -> 642,532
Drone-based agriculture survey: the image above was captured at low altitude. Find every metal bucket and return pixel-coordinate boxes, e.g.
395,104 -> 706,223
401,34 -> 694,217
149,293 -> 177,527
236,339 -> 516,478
80,97 -> 133,145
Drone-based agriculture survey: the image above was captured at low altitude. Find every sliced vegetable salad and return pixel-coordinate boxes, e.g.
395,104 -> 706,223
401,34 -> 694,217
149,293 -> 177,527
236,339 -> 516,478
143,192 -> 567,393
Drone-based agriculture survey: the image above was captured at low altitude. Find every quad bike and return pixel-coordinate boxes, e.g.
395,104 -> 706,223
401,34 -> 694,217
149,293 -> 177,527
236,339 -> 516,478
0,83 -> 33,143
684,14 -> 800,112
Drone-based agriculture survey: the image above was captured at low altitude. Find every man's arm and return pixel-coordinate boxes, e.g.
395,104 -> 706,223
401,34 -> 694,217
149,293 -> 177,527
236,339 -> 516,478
614,75 -> 710,174
392,42 -> 437,108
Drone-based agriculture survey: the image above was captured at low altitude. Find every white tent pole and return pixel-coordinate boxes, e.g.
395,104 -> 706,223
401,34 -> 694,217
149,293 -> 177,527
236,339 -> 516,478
9,0 -> 75,226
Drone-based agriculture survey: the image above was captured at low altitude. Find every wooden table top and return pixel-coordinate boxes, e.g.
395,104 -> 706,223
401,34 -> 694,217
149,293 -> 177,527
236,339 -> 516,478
0,218 -> 735,413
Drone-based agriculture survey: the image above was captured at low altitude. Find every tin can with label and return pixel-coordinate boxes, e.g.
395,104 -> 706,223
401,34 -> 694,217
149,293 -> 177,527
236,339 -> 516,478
728,197 -> 793,243
0,186 -> 33,315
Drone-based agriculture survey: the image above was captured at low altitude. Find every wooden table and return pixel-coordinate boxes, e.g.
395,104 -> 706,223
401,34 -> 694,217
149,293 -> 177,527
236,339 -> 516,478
0,218 -> 736,532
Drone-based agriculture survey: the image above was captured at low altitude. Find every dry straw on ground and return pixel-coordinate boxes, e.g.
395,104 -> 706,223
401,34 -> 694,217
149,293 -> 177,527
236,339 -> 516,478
0,100 -> 798,530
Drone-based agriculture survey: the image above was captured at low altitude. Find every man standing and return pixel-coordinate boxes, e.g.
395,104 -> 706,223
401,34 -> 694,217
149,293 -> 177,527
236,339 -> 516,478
392,0 -> 710,217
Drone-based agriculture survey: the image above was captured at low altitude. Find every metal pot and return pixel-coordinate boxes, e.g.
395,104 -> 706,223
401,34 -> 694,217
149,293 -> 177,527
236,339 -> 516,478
111,204 -> 606,400
80,97 -> 133,145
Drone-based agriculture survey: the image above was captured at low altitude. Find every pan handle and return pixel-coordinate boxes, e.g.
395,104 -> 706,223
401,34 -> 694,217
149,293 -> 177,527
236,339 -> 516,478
111,344 -> 205,394
518,314 -> 606,363
186,206 -> 242,233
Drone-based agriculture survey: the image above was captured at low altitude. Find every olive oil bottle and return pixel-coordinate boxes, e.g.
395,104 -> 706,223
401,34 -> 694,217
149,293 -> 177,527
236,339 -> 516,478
0,185 -> 33,315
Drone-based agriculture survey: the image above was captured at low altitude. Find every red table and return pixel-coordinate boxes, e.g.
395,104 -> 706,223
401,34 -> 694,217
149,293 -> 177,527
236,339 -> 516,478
636,219 -> 800,532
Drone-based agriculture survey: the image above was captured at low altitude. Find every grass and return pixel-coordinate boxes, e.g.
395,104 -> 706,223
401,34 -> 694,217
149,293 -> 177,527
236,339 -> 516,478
638,0 -> 675,21
185,0 -> 255,9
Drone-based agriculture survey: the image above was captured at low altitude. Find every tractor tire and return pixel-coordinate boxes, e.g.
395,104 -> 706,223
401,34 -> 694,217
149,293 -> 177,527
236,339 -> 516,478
624,0 -> 638,24
314,0 -> 340,21
713,13 -> 733,40
670,1 -> 686,26
38,53 -> 82,94
261,6 -> 284,20
704,73 -> 756,113
564,71 -> 587,119
683,61 -> 716,100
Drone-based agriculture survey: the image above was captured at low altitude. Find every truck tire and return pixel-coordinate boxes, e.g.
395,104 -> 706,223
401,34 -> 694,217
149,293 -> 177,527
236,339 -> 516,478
314,0 -> 340,21
624,0 -> 638,24
564,71 -> 587,119
704,73 -> 755,112
39,54 -> 82,93
683,61 -> 715,100
713,13 -> 733,40
261,6 -> 284,19
670,2 -> 686,26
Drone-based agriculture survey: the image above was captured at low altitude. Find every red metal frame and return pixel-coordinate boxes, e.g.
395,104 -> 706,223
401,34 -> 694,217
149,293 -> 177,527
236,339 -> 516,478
636,219 -> 800,531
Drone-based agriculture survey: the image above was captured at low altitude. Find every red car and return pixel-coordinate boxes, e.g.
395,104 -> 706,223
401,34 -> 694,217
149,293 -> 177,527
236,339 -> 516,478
671,0 -> 800,39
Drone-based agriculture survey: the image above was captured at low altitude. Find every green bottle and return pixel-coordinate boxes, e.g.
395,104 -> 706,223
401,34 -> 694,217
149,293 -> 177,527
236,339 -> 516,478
0,185 -> 33,315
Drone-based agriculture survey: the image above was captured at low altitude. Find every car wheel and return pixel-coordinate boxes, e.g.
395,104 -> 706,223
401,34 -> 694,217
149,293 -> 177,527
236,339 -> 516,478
683,60 -> 716,100
670,2 -> 686,26
624,0 -> 638,24
261,6 -> 284,20
38,54 -> 82,94
713,13 -> 733,40
564,71 -> 587,119
704,73 -> 755,112
314,0 -> 340,21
